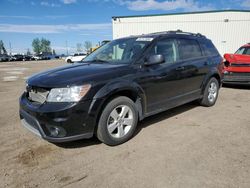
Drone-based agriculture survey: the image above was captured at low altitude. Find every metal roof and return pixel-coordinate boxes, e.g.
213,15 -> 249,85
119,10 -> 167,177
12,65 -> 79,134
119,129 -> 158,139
112,10 -> 250,19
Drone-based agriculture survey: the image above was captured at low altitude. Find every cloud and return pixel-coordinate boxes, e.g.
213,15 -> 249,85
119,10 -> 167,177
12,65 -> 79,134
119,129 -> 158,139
61,0 -> 77,4
0,15 -> 34,19
0,23 -> 112,34
40,1 -> 61,7
79,33 -> 112,37
114,0 -> 213,11
44,15 -> 70,19
79,33 -> 93,36
241,0 -> 250,8
0,15 -> 72,20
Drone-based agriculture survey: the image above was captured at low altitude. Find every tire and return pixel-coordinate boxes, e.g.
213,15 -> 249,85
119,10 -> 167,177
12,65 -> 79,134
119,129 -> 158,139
199,77 -> 219,107
67,59 -> 72,63
97,96 -> 138,146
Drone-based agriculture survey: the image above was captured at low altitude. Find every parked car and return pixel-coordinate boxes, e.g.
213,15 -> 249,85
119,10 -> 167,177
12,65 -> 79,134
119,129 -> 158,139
223,43 -> 250,85
11,54 -> 24,61
0,54 -> 10,62
33,54 -> 50,61
20,30 -> 223,146
22,55 -> 35,61
65,53 -> 87,63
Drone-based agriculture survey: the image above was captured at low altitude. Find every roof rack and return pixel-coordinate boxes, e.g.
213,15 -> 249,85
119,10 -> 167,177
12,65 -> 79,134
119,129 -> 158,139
149,30 -> 206,38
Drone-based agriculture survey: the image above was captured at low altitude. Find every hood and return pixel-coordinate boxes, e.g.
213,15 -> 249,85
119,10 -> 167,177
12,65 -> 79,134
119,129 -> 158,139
27,62 -> 130,88
224,53 -> 250,64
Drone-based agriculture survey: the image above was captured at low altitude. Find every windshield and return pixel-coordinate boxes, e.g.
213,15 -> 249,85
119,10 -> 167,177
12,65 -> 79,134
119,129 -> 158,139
235,47 -> 250,55
83,37 -> 153,64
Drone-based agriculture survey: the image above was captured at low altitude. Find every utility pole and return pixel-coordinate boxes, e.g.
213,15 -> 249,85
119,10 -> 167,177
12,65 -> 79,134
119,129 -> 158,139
9,42 -> 12,55
66,40 -> 69,56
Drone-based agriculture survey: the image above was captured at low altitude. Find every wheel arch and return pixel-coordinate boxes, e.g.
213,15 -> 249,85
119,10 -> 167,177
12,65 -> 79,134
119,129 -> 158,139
201,69 -> 222,95
89,82 -> 147,134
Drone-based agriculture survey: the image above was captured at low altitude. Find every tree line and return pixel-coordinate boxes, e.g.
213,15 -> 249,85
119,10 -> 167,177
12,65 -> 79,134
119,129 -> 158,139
32,38 -> 52,55
0,40 -> 7,54
0,38 -> 93,55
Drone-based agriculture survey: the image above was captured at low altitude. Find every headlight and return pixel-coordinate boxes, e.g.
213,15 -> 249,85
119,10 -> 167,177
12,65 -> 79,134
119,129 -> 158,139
47,84 -> 91,102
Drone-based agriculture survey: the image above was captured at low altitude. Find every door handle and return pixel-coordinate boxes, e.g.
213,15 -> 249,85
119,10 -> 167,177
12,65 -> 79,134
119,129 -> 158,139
175,66 -> 185,71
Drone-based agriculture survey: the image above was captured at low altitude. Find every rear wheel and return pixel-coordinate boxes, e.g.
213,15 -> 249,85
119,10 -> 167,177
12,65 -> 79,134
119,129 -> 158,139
200,77 -> 219,107
97,96 -> 138,146
67,59 -> 72,63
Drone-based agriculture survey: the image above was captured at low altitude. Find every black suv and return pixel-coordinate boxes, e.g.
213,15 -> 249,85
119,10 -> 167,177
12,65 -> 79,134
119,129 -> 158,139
19,31 -> 223,146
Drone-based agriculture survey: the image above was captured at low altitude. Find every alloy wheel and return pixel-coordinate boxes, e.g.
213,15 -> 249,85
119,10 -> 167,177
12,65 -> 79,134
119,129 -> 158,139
107,105 -> 134,138
208,82 -> 217,103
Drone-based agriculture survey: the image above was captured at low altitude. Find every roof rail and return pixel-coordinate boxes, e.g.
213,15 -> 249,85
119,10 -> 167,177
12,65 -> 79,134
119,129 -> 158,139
149,30 -> 206,38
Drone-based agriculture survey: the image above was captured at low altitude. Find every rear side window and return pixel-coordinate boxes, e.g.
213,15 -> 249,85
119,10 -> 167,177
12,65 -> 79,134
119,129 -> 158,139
177,39 -> 202,60
201,40 -> 219,56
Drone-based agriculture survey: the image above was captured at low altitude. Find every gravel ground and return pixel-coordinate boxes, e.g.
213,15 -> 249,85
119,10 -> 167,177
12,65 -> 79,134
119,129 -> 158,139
0,60 -> 250,188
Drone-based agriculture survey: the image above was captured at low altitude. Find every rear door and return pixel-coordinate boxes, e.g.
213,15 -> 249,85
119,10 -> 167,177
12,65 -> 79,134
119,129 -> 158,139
175,37 -> 208,94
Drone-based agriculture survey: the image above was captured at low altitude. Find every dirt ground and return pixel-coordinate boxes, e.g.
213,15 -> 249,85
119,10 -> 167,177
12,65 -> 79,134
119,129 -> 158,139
0,60 -> 250,188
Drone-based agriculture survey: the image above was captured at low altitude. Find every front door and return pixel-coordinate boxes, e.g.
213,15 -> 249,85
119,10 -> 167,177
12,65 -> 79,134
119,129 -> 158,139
136,38 -> 188,113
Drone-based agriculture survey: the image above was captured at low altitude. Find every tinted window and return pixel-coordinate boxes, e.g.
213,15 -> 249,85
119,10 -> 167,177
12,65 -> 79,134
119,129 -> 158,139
235,47 -> 250,55
235,47 -> 245,54
149,39 -> 178,63
245,48 -> 250,55
177,39 -> 202,60
201,40 -> 219,56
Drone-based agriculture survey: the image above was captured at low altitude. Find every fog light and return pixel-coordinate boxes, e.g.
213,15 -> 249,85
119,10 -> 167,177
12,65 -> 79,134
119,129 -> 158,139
48,125 -> 66,137
50,127 -> 60,137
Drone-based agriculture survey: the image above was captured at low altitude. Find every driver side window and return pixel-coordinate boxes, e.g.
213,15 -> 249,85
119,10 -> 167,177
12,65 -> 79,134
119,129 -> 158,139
112,45 -> 124,60
149,39 -> 178,64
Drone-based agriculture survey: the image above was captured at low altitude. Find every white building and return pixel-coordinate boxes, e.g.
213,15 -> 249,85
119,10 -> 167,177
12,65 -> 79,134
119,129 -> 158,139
112,10 -> 250,55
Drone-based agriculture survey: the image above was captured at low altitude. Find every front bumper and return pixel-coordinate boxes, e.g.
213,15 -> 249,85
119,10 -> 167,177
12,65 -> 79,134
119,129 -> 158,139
223,72 -> 250,85
19,92 -> 99,143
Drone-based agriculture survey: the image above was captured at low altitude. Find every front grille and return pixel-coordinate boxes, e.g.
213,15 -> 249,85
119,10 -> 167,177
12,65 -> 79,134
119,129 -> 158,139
27,86 -> 49,104
224,72 -> 250,81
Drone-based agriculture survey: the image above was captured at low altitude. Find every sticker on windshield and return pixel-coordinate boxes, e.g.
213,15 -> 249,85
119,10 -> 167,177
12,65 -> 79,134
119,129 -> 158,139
136,37 -> 154,42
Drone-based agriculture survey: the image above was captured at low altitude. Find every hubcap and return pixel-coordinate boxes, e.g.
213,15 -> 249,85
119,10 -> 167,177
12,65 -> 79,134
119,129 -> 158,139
208,82 -> 217,103
107,105 -> 134,138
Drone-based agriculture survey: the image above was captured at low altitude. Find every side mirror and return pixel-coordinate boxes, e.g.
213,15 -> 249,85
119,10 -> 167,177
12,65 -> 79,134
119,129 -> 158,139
145,54 -> 165,66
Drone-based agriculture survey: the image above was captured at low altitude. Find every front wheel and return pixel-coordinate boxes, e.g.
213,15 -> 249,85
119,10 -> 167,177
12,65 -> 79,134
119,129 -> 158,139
199,77 -> 219,107
97,96 -> 138,146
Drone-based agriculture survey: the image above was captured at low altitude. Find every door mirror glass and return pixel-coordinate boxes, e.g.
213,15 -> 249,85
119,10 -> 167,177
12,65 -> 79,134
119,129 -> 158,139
145,54 -> 165,66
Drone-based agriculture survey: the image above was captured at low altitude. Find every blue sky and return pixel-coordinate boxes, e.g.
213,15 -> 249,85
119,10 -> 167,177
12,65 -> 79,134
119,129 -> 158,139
0,0 -> 249,54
